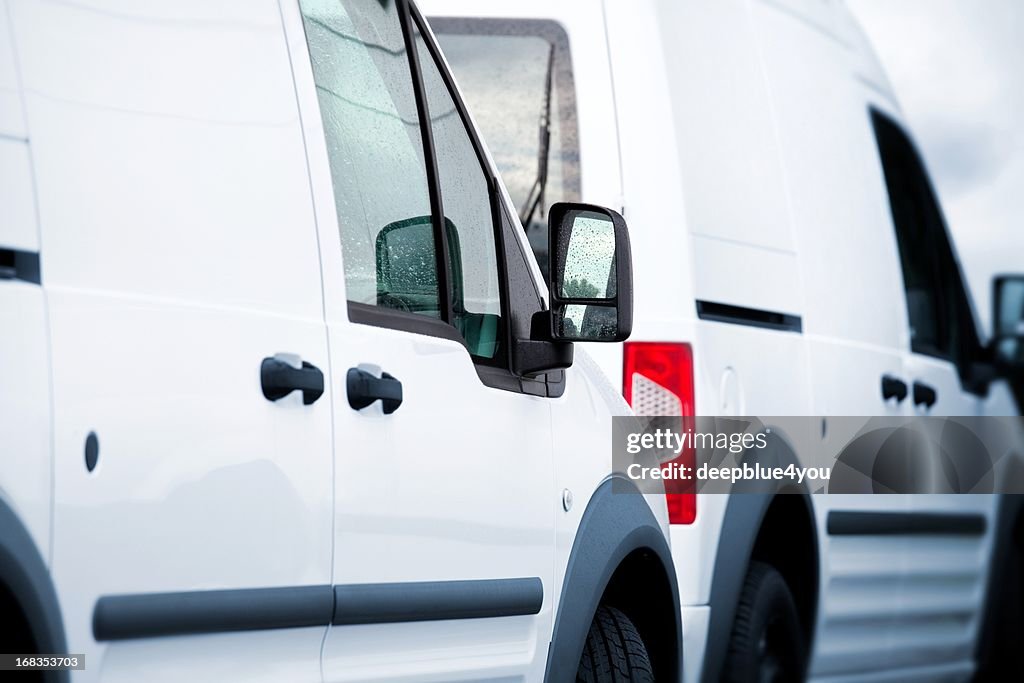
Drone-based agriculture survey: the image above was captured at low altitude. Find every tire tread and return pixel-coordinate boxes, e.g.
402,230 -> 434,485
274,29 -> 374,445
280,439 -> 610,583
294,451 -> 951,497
576,605 -> 654,682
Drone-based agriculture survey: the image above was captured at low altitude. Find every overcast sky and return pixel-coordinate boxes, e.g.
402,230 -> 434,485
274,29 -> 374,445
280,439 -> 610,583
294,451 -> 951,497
847,0 -> 1024,334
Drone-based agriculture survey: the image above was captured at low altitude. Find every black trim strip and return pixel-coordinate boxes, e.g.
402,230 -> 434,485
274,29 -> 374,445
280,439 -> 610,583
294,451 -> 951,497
333,577 -> 543,625
347,301 -> 465,346
398,0 -> 453,326
0,248 -> 41,284
92,578 -> 543,640
827,511 -> 987,537
696,300 -> 802,333
408,9 -> 514,373
93,585 -> 333,641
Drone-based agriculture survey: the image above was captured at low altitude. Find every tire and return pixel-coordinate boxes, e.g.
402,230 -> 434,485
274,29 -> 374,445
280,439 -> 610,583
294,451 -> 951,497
576,605 -> 655,683
723,561 -> 805,683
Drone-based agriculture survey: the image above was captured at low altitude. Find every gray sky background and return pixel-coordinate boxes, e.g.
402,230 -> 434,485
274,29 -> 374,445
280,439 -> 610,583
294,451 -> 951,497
847,0 -> 1024,335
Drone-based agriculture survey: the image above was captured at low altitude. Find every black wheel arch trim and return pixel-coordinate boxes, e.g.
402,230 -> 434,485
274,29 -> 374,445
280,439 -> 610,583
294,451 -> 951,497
0,498 -> 68,683
543,476 -> 682,683
700,431 -> 819,683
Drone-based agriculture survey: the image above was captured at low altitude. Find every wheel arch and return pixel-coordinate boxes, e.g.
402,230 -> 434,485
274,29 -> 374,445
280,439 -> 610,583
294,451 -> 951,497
544,476 -> 682,682
700,432 -> 820,683
0,498 -> 68,682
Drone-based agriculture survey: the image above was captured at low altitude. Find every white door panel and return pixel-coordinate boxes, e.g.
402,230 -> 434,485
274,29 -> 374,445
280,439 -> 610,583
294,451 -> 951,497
807,342 -> 912,678
809,494 -> 911,678
45,258 -> 333,681
327,326 -> 555,586
13,0 -> 334,678
900,355 -> 993,674
94,629 -> 325,683
0,284 -> 52,567
45,246 -> 333,681
322,327 -> 554,683
322,618 -> 541,683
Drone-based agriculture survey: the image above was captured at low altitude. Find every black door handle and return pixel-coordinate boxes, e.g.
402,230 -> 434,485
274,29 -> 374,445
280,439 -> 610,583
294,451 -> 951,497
881,375 -> 908,402
261,357 -> 324,405
347,367 -> 403,414
913,381 -> 938,408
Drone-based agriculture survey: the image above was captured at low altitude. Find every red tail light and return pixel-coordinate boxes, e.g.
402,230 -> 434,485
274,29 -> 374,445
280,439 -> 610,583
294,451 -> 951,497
623,342 -> 696,524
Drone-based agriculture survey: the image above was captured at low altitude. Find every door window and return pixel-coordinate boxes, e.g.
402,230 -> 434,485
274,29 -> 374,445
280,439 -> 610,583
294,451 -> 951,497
431,19 -> 580,280
300,0 -> 440,317
871,110 -> 981,381
413,22 -> 503,360
301,0 -> 508,361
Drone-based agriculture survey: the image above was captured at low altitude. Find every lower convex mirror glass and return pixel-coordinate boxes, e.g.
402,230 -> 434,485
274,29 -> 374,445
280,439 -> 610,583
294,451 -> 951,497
554,305 -> 620,341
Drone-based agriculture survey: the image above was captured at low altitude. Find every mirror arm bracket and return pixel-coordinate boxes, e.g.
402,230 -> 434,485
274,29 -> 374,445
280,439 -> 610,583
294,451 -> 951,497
512,338 -> 573,377
965,360 -> 996,396
511,310 -> 573,377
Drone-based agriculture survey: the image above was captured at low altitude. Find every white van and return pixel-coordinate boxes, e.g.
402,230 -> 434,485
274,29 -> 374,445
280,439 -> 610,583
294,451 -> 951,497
422,0 -> 1024,681
0,0 -> 682,680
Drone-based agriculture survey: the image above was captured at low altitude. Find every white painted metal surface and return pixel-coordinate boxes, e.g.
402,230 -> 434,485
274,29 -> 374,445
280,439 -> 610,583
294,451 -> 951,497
10,1 -> 333,679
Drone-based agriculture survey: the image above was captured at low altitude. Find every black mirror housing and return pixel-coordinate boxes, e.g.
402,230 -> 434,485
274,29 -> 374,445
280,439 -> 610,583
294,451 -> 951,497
545,202 -> 633,342
511,202 -> 632,377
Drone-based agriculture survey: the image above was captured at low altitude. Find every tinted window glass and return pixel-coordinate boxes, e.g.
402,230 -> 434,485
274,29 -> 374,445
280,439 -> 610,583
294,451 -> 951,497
413,23 -> 503,359
997,279 -> 1024,337
872,111 -> 980,372
432,19 -> 579,280
300,0 -> 440,317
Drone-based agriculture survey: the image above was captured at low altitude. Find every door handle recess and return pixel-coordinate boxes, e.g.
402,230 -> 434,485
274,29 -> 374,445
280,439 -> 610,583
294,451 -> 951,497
261,357 -> 324,405
881,375 -> 908,402
913,381 -> 938,408
347,367 -> 403,414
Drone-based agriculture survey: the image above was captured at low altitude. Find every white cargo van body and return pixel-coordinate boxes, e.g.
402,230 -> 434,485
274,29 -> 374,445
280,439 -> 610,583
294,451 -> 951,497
423,0 -> 1021,681
0,0 -> 682,681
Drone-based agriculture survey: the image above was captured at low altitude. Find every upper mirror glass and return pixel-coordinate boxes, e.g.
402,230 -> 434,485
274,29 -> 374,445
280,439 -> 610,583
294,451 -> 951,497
995,276 -> 1024,370
996,277 -> 1024,338
559,211 -> 616,300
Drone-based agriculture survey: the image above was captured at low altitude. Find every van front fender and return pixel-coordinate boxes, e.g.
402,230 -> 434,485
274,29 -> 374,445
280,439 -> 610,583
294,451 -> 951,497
545,477 -> 681,682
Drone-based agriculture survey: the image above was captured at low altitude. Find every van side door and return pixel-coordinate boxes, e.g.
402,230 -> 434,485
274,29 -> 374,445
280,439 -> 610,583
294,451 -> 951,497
283,0 -> 557,679
11,0 -> 335,678
0,18 -> 53,629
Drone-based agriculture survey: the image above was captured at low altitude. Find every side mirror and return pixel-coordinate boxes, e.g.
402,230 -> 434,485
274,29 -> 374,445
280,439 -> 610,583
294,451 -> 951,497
547,203 -> 633,342
993,275 -> 1024,377
512,202 -> 633,377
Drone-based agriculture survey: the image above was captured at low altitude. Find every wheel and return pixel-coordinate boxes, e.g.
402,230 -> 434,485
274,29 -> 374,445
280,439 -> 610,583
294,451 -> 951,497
576,604 -> 655,683
723,561 -> 805,683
